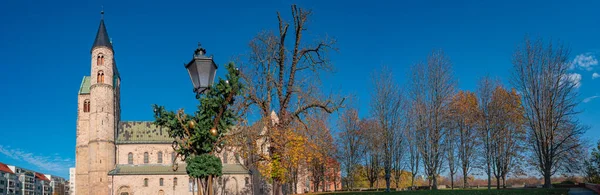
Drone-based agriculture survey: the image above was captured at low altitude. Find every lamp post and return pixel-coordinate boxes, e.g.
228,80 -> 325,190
184,43 -> 219,195
185,43 -> 218,97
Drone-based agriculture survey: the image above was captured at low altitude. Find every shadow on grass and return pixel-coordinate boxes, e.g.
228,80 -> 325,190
310,188 -> 569,195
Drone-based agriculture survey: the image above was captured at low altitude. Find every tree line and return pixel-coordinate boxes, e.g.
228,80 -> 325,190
338,38 -> 586,191
226,4 -> 588,195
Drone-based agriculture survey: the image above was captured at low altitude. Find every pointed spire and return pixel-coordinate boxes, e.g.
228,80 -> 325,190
91,9 -> 113,52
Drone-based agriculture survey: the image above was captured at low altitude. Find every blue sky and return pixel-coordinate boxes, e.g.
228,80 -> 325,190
0,0 -> 599,179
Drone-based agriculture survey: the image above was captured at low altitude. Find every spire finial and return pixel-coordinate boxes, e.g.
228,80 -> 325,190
194,42 -> 206,57
100,6 -> 104,19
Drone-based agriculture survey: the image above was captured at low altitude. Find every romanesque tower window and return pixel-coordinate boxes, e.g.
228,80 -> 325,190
173,177 -> 177,186
97,71 -> 105,83
143,178 -> 148,187
97,53 -> 104,66
83,100 -> 90,112
157,152 -> 163,164
159,178 -> 163,186
144,152 -> 149,164
127,153 -> 133,164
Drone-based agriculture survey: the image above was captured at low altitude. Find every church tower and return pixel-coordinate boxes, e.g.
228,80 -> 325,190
76,11 -> 120,195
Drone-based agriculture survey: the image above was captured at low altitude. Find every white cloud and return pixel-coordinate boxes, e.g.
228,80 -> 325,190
583,95 -> 600,103
572,53 -> 598,71
593,72 -> 600,79
564,73 -> 582,88
0,145 -> 73,173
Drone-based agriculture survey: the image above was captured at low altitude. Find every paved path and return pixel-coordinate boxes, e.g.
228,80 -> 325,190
569,188 -> 596,195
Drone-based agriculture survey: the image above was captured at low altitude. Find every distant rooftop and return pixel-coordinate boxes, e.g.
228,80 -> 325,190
0,162 -> 14,174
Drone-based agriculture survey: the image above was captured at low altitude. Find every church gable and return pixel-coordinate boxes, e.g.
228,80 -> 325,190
117,121 -> 173,144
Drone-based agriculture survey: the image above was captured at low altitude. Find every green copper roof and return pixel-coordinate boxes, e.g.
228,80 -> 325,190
108,164 -> 250,175
116,121 -> 174,144
79,76 -> 91,94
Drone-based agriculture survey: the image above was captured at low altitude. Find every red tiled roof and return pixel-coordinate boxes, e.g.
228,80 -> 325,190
0,162 -> 14,174
35,173 -> 50,181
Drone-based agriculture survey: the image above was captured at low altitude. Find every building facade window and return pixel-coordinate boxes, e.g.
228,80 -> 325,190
143,178 -> 148,187
83,100 -> 90,112
127,153 -> 133,164
144,152 -> 149,164
171,152 -> 176,163
97,71 -> 104,83
159,178 -> 163,186
157,152 -> 163,164
173,177 -> 177,186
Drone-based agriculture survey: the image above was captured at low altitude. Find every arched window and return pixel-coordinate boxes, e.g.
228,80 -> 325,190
223,151 -> 228,164
127,153 -> 133,164
97,53 -> 104,66
157,152 -> 163,164
173,177 -> 177,186
83,100 -> 90,113
171,152 -> 176,163
97,71 -> 104,83
144,152 -> 149,164
159,178 -> 163,186
143,178 -> 148,187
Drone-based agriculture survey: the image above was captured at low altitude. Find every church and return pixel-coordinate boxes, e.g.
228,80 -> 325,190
74,14 -> 252,195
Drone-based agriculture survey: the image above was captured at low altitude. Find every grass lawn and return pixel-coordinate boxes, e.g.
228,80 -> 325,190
312,188 -> 570,195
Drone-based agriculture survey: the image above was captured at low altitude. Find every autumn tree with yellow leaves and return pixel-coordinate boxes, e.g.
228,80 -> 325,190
489,86 -> 526,188
449,91 -> 479,188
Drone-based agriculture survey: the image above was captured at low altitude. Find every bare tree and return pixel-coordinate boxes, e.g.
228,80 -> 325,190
510,37 -> 586,188
370,66 -> 405,192
446,121 -> 458,189
409,50 -> 456,189
337,108 -> 365,190
476,76 -> 498,190
405,108 -> 421,189
238,5 -> 344,195
362,119 -> 382,189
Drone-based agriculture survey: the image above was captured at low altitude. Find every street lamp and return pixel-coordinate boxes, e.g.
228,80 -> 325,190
185,43 -> 218,96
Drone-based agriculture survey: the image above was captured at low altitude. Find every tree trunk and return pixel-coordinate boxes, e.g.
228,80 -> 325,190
428,178 -> 432,190
432,175 -> 438,190
208,175 -> 213,195
463,172 -> 468,189
385,172 -> 391,192
196,178 -> 202,195
395,175 -> 399,190
487,163 -> 491,190
544,168 -> 552,188
411,175 -> 415,190
273,181 -> 283,195
496,176 -> 501,190
450,174 -> 454,190
502,175 -> 507,189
